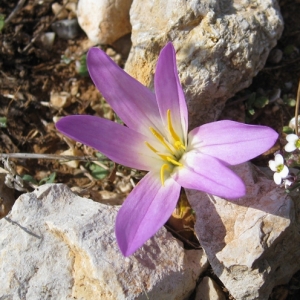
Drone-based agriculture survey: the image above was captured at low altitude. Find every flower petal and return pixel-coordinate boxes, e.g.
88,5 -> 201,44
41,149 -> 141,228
274,154 -> 284,165
154,43 -> 188,142
173,151 -> 246,199
115,172 -> 181,256
188,120 -> 278,165
268,160 -> 277,172
286,133 -> 299,143
87,48 -> 162,136
274,172 -> 282,185
280,165 -> 289,178
56,115 -> 162,171
285,142 -> 296,152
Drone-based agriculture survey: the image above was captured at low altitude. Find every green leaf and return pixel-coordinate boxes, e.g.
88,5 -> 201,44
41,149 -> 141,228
0,14 -> 5,32
248,108 -> 255,115
0,116 -> 7,128
75,54 -> 88,77
95,152 -> 106,159
286,98 -> 296,107
39,172 -> 56,185
282,126 -> 294,134
254,96 -> 269,108
87,163 -> 109,179
22,174 -> 38,185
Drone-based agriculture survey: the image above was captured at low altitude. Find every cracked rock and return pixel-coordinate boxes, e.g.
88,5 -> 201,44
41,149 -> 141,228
125,0 -> 283,128
186,163 -> 299,300
0,184 -> 208,299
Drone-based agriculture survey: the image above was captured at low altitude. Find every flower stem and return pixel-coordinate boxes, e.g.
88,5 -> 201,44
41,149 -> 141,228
295,79 -> 300,136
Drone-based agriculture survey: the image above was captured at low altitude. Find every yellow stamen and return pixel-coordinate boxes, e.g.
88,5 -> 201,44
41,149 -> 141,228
167,109 -> 180,140
145,141 -> 158,153
160,164 -> 169,186
167,109 -> 186,150
149,127 -> 174,153
166,156 -> 182,166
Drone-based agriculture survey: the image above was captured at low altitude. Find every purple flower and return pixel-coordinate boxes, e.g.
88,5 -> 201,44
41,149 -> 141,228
56,43 -> 278,256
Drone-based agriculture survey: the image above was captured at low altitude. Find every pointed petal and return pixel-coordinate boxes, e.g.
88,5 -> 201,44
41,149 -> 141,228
173,151 -> 245,199
188,120 -> 278,165
87,48 -> 162,135
56,115 -> 162,171
154,43 -> 188,142
115,172 -> 181,256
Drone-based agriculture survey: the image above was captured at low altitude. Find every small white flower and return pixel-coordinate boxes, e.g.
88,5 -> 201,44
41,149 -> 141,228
288,116 -> 300,131
285,134 -> 300,152
268,154 -> 289,185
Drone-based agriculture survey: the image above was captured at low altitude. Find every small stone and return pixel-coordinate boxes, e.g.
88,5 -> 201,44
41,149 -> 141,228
267,48 -> 283,64
65,2 -> 77,15
37,32 -> 55,50
52,2 -> 69,20
51,19 -> 80,40
284,82 -> 293,90
59,148 -> 83,168
50,91 -> 71,108
70,80 -> 79,96
77,0 -> 133,44
195,277 -> 226,300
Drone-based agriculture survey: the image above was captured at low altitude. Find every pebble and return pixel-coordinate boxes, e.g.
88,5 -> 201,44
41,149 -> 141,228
267,48 -> 283,64
51,19 -> 80,40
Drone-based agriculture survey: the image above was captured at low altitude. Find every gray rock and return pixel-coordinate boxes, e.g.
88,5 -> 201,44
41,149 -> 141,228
186,163 -> 299,300
125,0 -> 283,128
0,184 -> 208,299
51,19 -> 80,40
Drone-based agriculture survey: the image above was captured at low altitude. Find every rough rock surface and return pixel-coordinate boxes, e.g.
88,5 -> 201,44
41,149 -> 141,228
125,0 -> 283,128
0,184 -> 208,299
186,163 -> 300,300
195,276 -> 226,300
77,0 -> 133,45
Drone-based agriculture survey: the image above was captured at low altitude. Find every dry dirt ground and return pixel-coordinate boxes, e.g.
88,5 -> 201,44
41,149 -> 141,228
0,0 -> 300,299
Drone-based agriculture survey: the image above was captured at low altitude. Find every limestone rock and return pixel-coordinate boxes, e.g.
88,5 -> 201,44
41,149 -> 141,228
186,163 -> 299,300
77,0 -> 133,45
0,184 -> 208,299
125,0 -> 283,128
195,277 -> 226,300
